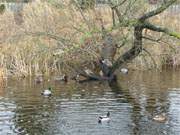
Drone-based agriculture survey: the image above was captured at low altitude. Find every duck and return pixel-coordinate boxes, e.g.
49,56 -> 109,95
54,74 -> 68,82
41,87 -> 52,96
99,70 -> 104,76
120,68 -> 128,74
98,112 -> 110,123
71,74 -> 80,81
35,75 -> 43,83
153,113 -> 167,122
84,67 -> 94,75
102,59 -> 113,67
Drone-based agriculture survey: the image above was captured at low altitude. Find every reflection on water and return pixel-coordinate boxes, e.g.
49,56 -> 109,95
0,70 -> 180,134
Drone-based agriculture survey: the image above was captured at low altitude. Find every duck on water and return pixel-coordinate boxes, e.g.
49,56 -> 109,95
120,68 -> 128,74
98,112 -> 110,123
153,113 -> 167,122
41,87 -> 52,97
54,74 -> 68,82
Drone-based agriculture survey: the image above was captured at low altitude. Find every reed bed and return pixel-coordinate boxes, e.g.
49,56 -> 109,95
0,1 -> 179,77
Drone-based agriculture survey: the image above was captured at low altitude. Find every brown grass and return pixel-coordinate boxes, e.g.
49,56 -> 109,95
0,1 -> 179,77
0,68 -> 5,86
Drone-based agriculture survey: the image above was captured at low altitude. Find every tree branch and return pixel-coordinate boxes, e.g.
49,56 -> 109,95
108,0 -> 126,23
143,22 -> 180,39
109,0 -> 128,8
109,26 -> 143,74
139,0 -> 177,21
24,32 -> 71,43
142,48 -> 157,69
142,36 -> 162,42
142,35 -> 177,53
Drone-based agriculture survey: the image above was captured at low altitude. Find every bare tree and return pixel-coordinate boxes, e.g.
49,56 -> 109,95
74,0 -> 180,82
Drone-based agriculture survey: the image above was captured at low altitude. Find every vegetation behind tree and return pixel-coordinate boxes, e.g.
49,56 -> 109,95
0,0 -> 179,77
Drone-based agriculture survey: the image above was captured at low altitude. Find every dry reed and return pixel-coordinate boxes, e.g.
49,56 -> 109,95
0,0 -> 179,77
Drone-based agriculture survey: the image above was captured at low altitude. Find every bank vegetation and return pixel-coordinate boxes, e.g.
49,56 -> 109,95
0,0 -> 179,78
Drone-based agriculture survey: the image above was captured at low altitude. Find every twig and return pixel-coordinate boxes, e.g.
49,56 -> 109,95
139,0 -> 177,21
142,48 -> 157,69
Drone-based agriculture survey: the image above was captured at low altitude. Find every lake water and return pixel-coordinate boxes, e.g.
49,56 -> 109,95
0,70 -> 180,135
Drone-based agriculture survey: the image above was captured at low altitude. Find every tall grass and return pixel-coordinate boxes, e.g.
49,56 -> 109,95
0,1 -> 179,77
0,1 -> 102,77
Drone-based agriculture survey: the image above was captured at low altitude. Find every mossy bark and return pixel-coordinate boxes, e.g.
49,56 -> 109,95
0,4 -> 5,14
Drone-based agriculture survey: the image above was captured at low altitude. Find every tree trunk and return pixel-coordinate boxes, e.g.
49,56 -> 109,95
74,0 -> 179,83
109,26 -> 143,75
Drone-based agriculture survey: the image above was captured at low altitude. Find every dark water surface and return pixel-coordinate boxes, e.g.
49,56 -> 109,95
0,70 -> 180,135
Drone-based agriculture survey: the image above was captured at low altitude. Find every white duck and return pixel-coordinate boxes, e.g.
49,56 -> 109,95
120,68 -> 128,74
41,87 -> 52,96
102,59 -> 113,67
98,112 -> 110,123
